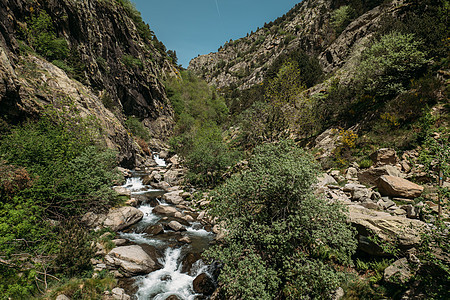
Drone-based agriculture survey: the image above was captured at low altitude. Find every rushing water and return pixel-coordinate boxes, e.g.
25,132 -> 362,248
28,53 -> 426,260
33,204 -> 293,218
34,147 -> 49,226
120,171 -> 215,299
153,153 -> 167,167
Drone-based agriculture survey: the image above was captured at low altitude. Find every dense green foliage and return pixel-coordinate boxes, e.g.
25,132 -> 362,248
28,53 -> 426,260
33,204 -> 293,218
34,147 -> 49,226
207,141 -> 357,299
0,112 -> 121,298
166,71 -> 240,186
356,32 -> 428,98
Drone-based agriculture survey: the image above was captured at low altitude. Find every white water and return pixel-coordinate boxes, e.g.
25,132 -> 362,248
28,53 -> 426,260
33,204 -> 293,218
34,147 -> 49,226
139,204 -> 161,226
153,153 -> 167,167
122,177 -> 160,195
119,232 -> 166,247
136,248 -> 207,300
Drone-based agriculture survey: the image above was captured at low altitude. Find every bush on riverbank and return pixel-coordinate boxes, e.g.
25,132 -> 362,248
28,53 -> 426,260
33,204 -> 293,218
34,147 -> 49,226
206,140 -> 357,299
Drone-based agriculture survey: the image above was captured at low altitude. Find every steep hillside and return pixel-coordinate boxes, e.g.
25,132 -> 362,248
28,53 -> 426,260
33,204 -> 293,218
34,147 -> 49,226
0,0 -> 176,167
188,0 -> 387,89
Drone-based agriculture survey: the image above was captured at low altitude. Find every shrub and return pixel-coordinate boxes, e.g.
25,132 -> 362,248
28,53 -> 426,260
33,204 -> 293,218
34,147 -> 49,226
124,116 -> 150,140
356,32 -> 429,98
207,140 -> 357,299
121,54 -> 143,69
331,5 -> 356,34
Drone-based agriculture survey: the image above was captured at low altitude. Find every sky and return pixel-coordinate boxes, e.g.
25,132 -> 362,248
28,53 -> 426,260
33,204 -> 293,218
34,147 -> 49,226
132,0 -> 301,68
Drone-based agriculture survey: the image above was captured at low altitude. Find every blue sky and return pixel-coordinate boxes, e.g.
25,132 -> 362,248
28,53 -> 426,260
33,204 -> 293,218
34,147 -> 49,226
132,0 -> 301,67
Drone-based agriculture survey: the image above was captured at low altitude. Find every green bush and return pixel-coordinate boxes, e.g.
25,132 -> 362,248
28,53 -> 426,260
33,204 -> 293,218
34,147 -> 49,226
185,125 -> 240,186
206,140 -> 357,299
26,11 -> 69,61
356,32 -> 429,98
121,54 -> 143,69
331,5 -> 356,34
124,116 -> 150,140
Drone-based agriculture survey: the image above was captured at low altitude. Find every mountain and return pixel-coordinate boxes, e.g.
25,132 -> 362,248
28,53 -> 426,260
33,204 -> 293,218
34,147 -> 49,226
188,0 -> 397,90
0,0 -> 176,167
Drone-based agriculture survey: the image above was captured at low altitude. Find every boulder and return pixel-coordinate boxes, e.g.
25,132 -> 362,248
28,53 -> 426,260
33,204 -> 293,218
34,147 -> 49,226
167,220 -> 186,232
384,258 -> 412,284
370,148 -> 399,166
81,211 -> 106,228
145,224 -> 164,235
178,236 -> 192,244
111,239 -> 127,246
111,287 -> 131,300
193,273 -> 216,295
103,207 -> 144,231
142,171 -> 161,185
151,181 -> 171,191
163,191 -> 184,205
169,155 -> 180,166
351,187 -> 372,202
377,175 -> 424,198
56,295 -> 70,300
153,205 -> 178,216
112,186 -> 131,196
105,245 -> 159,277
348,205 -> 425,256
164,169 -> 184,186
358,165 -> 403,185
346,167 -> 359,181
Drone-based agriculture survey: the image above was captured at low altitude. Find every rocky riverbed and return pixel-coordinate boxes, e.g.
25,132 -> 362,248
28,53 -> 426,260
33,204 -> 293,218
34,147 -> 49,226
82,153 -> 220,300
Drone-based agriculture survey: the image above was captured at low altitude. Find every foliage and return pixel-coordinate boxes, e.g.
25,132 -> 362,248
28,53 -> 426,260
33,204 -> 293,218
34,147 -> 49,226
265,60 -> 305,106
25,11 -> 69,61
184,125 -> 241,186
166,71 -> 237,186
121,54 -> 143,69
115,0 -> 155,42
206,140 -> 357,299
356,32 -> 429,98
331,5 -> 356,34
124,116 -> 150,140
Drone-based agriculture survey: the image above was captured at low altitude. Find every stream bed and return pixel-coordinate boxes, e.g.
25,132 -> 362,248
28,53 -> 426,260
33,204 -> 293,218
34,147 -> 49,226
119,166 -> 216,300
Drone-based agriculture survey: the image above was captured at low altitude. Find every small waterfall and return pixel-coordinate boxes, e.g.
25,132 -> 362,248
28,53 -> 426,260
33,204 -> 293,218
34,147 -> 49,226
122,177 -> 146,192
136,248 -> 207,300
153,153 -> 167,167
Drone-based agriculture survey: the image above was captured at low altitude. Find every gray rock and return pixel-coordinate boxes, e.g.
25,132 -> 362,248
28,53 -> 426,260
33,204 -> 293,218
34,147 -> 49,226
56,295 -> 70,300
111,239 -> 127,246
384,258 -> 412,284
153,205 -> 178,216
111,287 -> 131,300
105,245 -> 158,277
348,205 -> 425,256
346,167 -> 359,181
402,205 -> 420,219
162,191 -> 184,205
103,207 -> 144,231
112,186 -> 131,196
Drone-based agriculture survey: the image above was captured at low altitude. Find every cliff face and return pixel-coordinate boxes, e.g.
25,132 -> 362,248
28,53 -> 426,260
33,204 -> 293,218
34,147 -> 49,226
188,0 -> 390,90
0,0 -> 175,167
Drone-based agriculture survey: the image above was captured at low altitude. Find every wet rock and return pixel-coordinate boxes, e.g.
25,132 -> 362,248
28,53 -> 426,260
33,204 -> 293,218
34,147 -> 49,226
153,205 -> 178,216
370,148 -> 399,166
117,167 -> 132,178
167,221 -> 186,232
151,181 -> 172,191
384,258 -> 412,284
178,236 -> 192,244
142,171 -> 161,185
145,224 -> 164,235
193,273 -> 216,296
125,198 -> 138,207
103,207 -> 144,231
105,245 -> 159,277
166,296 -> 181,300
377,175 -> 424,198
182,253 -> 202,274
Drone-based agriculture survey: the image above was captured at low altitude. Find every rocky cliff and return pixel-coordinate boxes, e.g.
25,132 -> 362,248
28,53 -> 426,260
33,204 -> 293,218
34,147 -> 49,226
0,0 -> 176,167
188,0 -> 390,90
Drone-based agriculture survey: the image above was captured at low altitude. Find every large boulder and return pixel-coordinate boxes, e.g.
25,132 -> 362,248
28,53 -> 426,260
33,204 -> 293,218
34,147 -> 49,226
370,148 -> 399,166
348,205 -> 426,256
112,186 -> 131,196
193,273 -> 216,295
103,207 -> 144,231
167,220 -> 186,232
162,190 -> 184,205
377,175 -> 424,199
358,165 -> 403,185
105,245 -> 159,277
164,169 -> 184,185
153,205 -> 178,216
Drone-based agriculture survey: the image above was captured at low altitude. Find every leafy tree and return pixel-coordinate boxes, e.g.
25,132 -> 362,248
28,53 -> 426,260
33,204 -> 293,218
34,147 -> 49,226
356,32 -> 429,98
331,5 -> 356,34
207,140 -> 357,299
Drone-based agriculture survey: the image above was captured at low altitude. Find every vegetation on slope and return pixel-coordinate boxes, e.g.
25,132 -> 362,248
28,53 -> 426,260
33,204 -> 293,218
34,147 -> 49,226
0,107 -> 122,298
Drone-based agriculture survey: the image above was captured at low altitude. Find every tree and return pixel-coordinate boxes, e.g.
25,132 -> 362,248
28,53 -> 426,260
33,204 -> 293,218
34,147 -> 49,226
207,140 -> 357,299
356,32 -> 428,98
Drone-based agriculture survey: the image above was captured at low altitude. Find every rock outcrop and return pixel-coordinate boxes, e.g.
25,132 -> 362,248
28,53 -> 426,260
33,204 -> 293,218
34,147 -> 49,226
82,206 -> 143,231
0,0 -> 175,167
377,175 -> 424,199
